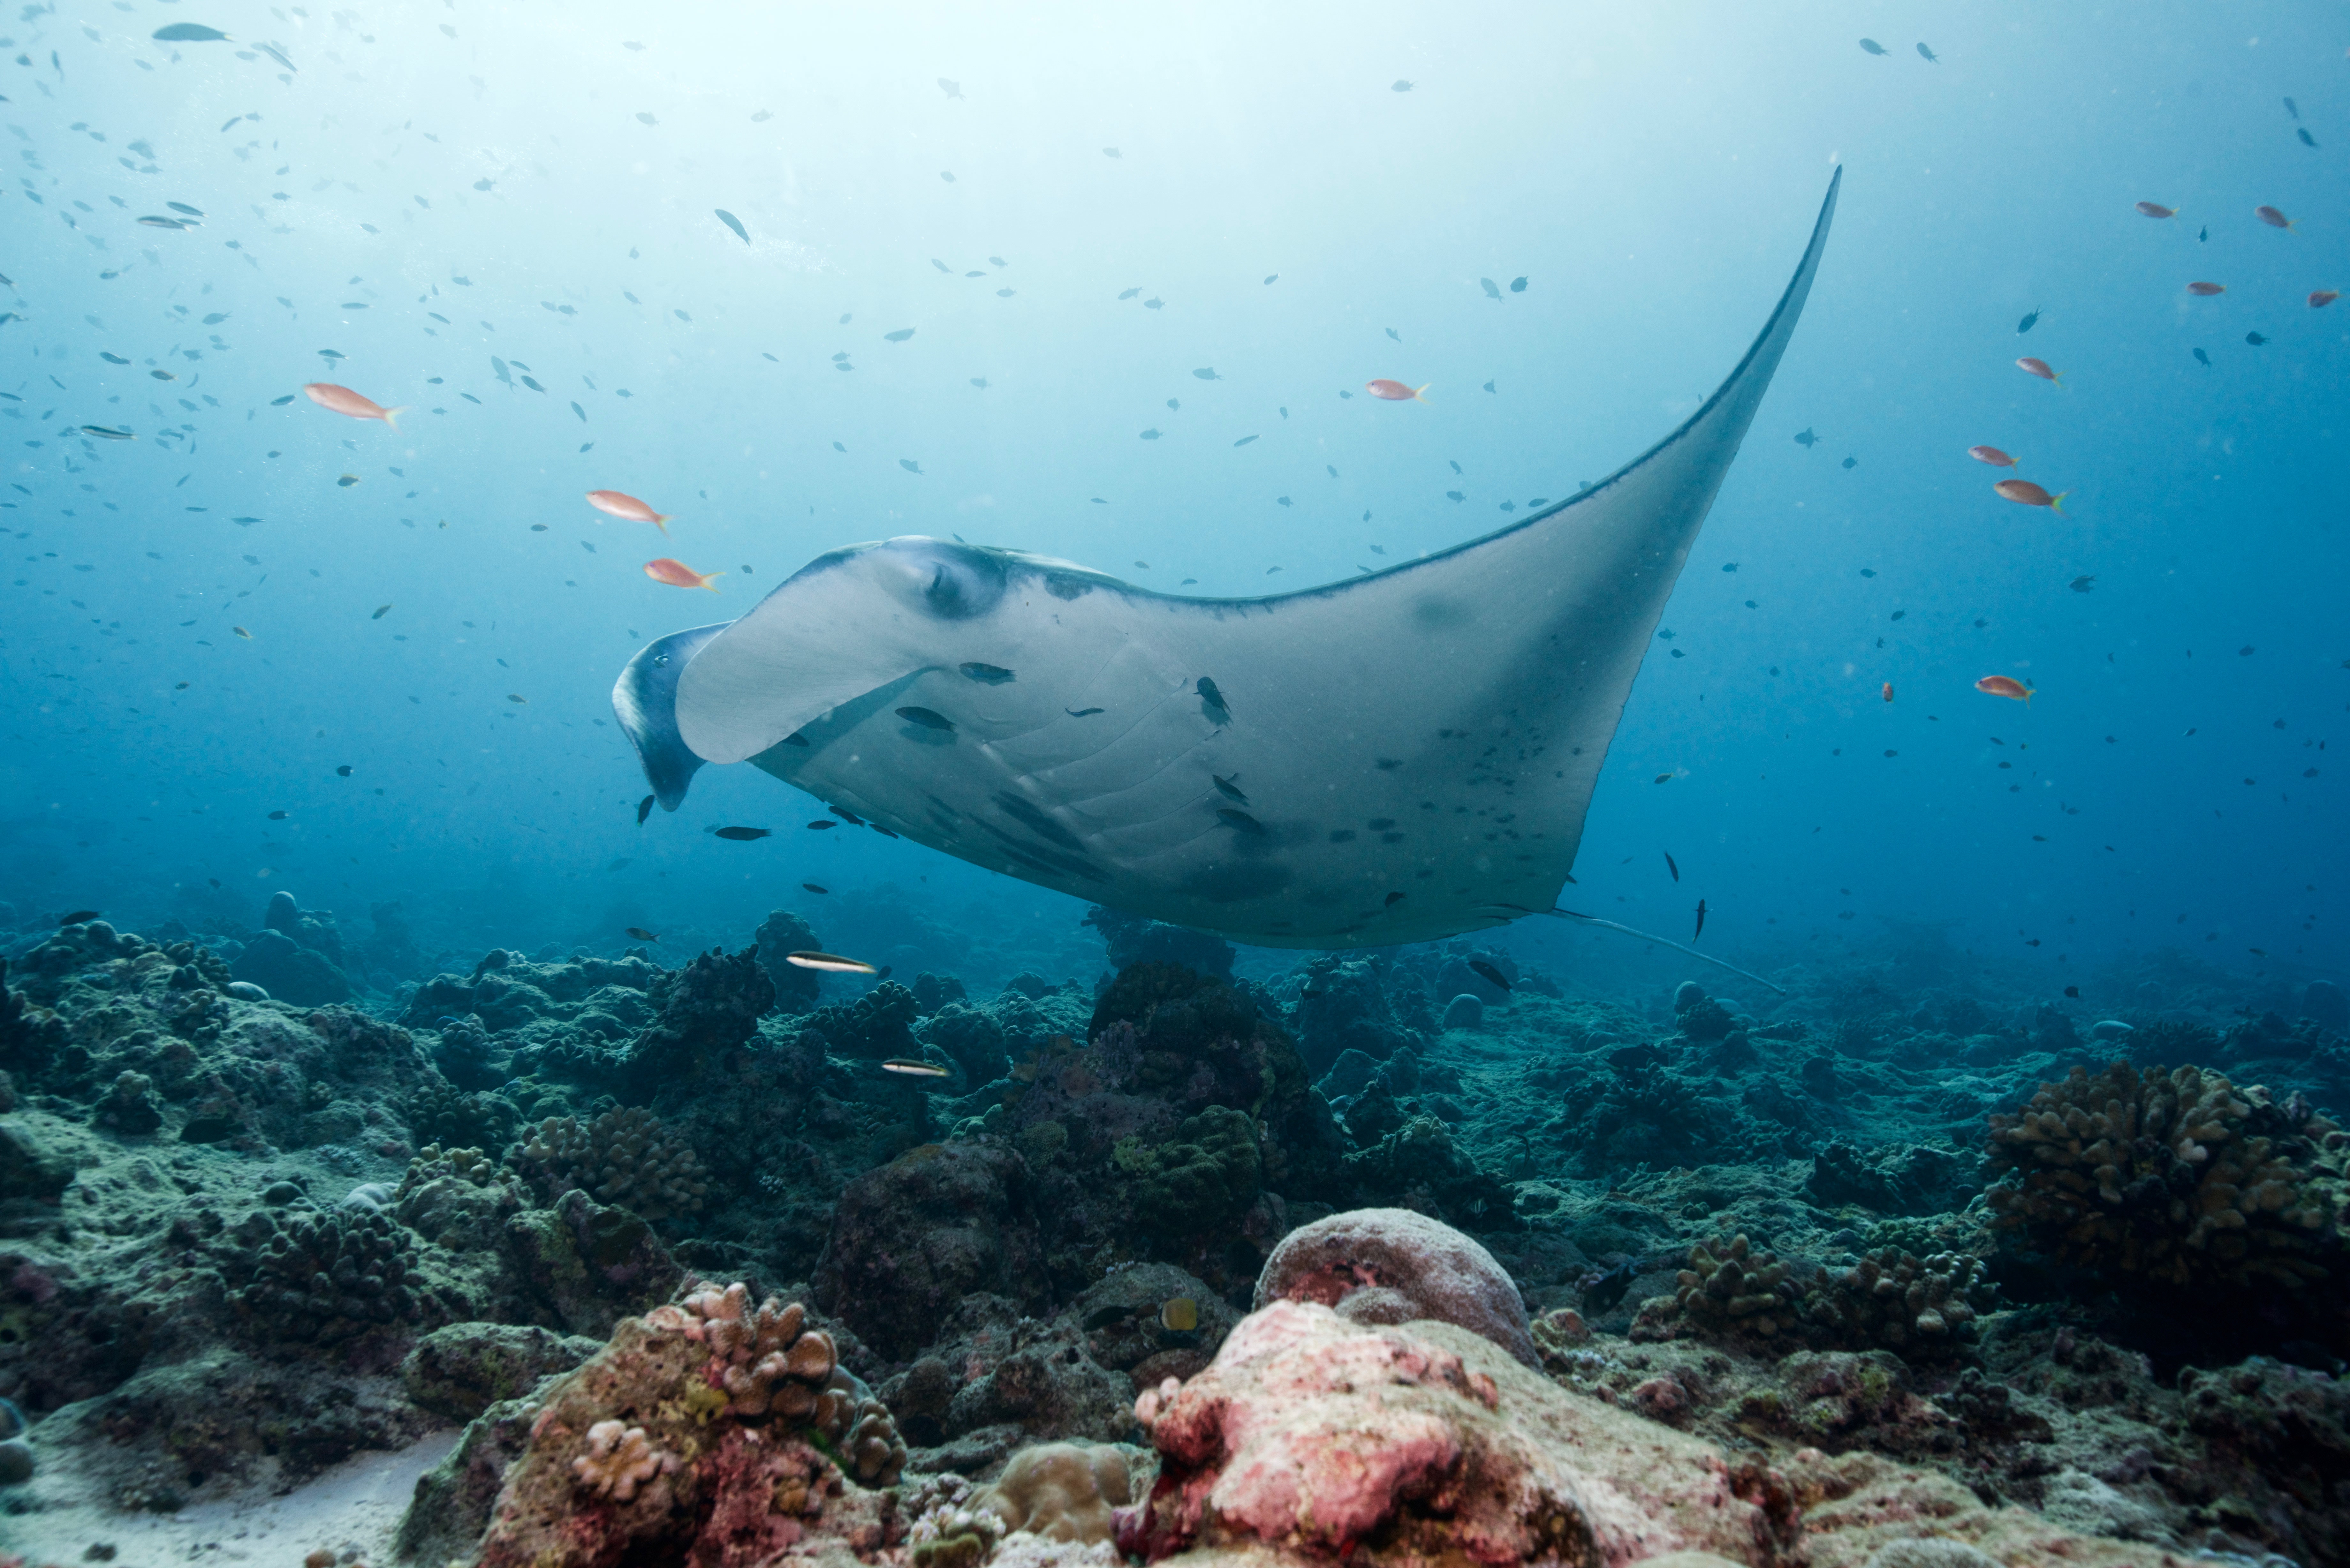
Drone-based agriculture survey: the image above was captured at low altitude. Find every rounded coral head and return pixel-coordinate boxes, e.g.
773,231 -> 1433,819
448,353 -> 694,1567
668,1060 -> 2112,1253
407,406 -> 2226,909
1254,1206 -> 1537,1366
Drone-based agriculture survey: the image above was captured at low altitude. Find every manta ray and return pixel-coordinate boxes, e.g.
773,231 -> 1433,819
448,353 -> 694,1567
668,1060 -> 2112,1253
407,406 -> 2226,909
617,172 -> 1838,968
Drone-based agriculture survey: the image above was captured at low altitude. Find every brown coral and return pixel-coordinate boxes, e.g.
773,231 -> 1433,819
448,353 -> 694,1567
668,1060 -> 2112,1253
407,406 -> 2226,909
509,1104 -> 709,1221
648,1281 -> 908,1486
1802,1247 -> 1990,1358
1985,1061 -> 2333,1289
1653,1233 -> 1799,1340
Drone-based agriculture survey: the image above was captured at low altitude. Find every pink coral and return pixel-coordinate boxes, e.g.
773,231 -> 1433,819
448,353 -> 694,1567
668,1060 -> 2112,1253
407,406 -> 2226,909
1123,1300 -> 1646,1565
1254,1206 -> 1537,1366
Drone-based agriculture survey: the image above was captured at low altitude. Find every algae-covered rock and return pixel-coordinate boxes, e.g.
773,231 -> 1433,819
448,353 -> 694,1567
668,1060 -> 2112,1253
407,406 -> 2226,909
229,929 -> 350,1007
401,1321 -> 602,1421
753,907 -> 825,1012
1113,1103 -> 1261,1231
505,1189 -> 685,1338
0,1119 -> 75,1202
813,1140 -> 1041,1359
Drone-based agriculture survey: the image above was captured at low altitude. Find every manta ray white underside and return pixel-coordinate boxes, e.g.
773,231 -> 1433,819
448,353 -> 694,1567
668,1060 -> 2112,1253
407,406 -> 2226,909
615,172 -> 1839,950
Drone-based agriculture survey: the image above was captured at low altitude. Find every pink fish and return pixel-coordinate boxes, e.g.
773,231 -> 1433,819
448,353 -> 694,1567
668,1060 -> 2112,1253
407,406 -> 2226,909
1364,379 -> 1429,402
588,490 -> 671,533
302,382 -> 405,430
1967,444 -> 2020,469
643,557 -> 722,592
2310,290 -> 2340,309
2015,357 -> 2062,386
1975,675 -> 2034,704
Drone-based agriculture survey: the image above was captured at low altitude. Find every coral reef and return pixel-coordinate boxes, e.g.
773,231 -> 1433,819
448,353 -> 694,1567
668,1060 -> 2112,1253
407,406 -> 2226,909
4,896 -> 2349,1568
460,1287 -> 906,1568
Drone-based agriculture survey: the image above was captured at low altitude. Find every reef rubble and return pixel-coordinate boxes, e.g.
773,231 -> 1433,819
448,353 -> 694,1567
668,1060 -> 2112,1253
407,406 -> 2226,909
0,898 -> 2345,1566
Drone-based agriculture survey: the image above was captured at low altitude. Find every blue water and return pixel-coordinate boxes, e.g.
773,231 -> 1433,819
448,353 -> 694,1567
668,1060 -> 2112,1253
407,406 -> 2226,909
2,4 -> 2342,992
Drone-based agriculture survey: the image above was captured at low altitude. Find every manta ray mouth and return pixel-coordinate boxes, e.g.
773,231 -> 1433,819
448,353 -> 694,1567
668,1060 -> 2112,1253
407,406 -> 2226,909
614,170 -> 1841,952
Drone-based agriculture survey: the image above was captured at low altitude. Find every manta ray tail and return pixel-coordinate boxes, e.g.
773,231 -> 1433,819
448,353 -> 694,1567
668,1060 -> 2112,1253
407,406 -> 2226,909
1516,907 -> 1787,994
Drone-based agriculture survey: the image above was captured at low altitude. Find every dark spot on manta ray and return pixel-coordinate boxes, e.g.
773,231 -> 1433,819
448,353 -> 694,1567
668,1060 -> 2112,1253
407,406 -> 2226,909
1328,829 -> 1356,842
1213,774 -> 1249,803
783,732 -> 811,747
960,662 -> 1015,684
1044,573 -> 1092,601
1375,759 -> 1403,771
896,706 -> 955,731
1217,808 -> 1267,834
1065,707 -> 1104,717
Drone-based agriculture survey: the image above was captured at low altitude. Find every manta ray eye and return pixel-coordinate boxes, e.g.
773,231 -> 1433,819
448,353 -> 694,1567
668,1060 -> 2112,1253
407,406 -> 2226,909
879,538 -> 1005,620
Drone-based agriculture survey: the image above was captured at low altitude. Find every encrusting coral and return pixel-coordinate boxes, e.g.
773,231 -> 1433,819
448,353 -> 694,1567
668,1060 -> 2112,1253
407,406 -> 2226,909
1985,1060 -> 2337,1289
509,1104 -> 710,1221
974,1440 -> 1135,1543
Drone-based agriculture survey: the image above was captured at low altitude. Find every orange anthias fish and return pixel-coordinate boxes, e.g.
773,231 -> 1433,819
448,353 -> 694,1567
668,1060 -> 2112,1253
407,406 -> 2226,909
643,557 -> 723,591
1994,479 -> 2067,511
1881,682 -> 1894,703
1365,379 -> 1430,402
2310,290 -> 2341,309
2186,281 -> 2226,297
2015,357 -> 2062,385
1967,444 -> 2020,469
303,382 -> 406,430
588,490 -> 672,532
2255,205 -> 2294,230
1975,675 -> 2034,703
2134,201 -> 2177,219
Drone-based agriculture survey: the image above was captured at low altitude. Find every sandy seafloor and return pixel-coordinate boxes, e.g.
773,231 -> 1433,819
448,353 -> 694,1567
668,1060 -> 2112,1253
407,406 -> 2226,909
2,889 -> 2347,1568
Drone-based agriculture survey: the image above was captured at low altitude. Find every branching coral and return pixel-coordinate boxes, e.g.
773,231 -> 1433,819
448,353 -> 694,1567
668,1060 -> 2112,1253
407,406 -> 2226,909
222,1205 -> 432,1341
571,1418 -> 676,1501
1985,1061 -> 2335,1289
1665,1233 -> 1798,1339
509,1105 -> 709,1221
1801,1247 -> 1990,1357
652,1282 -> 841,1420
647,1281 -> 909,1485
